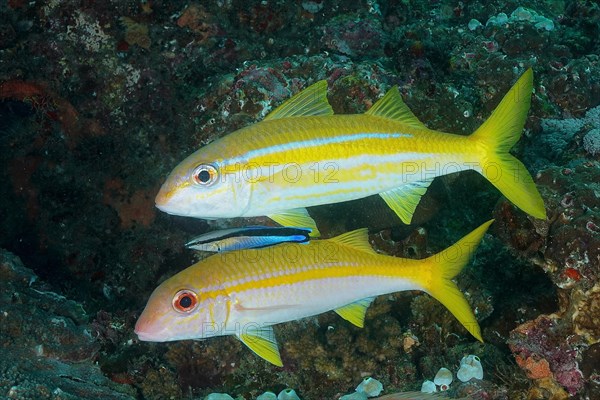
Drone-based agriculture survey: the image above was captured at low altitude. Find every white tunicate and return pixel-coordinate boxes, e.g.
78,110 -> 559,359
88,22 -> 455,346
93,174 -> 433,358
457,364 -> 480,382
301,0 -> 324,13
257,392 -> 277,400
486,16 -> 497,26
340,392 -> 368,400
206,394 -> 234,400
278,389 -> 301,400
534,17 -> 554,31
467,19 -> 482,31
433,367 -> 453,389
511,6 -> 533,21
34,344 -> 44,356
495,12 -> 508,25
421,380 -> 437,394
457,355 -> 484,382
355,377 -> 384,397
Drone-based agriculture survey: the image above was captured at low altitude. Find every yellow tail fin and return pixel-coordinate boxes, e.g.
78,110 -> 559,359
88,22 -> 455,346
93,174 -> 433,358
470,69 -> 546,219
423,220 -> 494,342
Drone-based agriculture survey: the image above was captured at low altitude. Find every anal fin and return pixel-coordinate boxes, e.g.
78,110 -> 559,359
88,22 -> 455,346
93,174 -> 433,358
379,179 -> 433,225
334,297 -> 376,328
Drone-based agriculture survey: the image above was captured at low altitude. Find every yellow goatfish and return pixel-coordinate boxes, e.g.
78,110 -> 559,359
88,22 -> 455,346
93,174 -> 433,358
155,69 -> 545,236
135,220 -> 492,366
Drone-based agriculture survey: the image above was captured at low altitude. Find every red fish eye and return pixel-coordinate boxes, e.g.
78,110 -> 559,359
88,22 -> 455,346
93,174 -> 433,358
172,290 -> 198,313
192,164 -> 218,186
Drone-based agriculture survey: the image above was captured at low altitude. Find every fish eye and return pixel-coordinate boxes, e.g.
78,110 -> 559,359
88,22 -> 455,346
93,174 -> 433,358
192,164 -> 218,186
172,289 -> 198,313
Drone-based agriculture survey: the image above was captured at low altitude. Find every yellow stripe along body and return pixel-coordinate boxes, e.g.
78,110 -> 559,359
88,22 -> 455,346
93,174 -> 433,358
189,239 -> 424,329
135,220 -> 493,365
156,70 -> 546,228
208,114 -> 476,215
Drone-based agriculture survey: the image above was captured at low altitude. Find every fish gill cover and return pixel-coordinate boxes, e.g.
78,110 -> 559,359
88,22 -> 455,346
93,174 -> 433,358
0,0 -> 598,399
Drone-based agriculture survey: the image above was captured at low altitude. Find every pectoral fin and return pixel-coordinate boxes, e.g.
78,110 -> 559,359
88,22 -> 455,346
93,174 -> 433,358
334,297 -> 376,328
379,179 -> 433,224
235,303 -> 299,313
237,326 -> 283,367
268,208 -> 320,237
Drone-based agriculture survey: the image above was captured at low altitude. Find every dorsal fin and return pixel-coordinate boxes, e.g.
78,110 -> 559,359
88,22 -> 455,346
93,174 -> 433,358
264,80 -> 333,120
328,228 -> 377,255
366,86 -> 427,129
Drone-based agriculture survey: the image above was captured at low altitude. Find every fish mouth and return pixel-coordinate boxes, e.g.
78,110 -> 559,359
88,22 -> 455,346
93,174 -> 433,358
154,183 -> 194,216
135,312 -> 161,342
154,188 -> 183,215
135,325 -> 176,343
154,203 -> 194,217
154,185 -> 171,208
135,320 -> 165,342
154,201 -> 171,213
135,331 -> 163,342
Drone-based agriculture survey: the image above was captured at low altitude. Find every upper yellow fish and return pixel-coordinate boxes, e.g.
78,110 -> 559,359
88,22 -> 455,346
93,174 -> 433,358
135,220 -> 493,366
156,69 -> 545,236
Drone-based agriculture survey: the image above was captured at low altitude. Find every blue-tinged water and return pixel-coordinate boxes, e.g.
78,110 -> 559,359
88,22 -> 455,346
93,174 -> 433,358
0,1 -> 598,399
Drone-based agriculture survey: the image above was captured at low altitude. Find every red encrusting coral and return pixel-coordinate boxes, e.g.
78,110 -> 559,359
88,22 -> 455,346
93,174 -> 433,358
0,79 -> 104,148
102,178 -> 157,229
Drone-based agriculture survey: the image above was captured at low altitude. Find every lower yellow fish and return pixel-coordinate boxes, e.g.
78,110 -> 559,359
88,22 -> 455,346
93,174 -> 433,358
135,220 -> 493,366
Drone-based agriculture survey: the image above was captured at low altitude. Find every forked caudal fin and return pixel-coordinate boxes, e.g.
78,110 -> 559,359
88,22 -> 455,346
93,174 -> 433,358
470,68 -> 546,220
420,220 -> 494,342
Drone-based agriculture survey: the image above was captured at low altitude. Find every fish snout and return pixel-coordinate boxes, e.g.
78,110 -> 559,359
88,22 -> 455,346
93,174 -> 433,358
155,178 -> 192,216
135,312 -> 162,342
154,184 -> 170,208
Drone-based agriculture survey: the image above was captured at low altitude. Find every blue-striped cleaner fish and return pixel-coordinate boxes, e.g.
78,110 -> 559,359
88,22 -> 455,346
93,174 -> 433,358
185,226 -> 311,252
135,220 -> 492,366
155,69 -> 545,236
